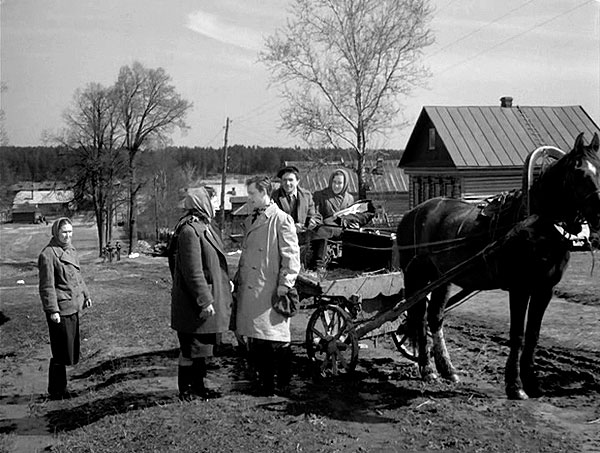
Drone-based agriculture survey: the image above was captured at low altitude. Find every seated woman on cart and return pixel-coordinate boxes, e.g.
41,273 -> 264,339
311,168 -> 355,271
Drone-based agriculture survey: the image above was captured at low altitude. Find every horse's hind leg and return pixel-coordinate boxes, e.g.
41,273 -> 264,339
520,286 -> 552,398
428,284 -> 459,383
505,288 -> 530,400
404,267 -> 438,382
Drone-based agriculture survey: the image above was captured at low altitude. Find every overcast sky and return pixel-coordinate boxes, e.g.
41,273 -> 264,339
1,0 -> 599,150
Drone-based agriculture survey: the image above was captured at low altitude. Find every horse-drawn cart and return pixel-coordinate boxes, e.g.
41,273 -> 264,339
295,243 -> 485,377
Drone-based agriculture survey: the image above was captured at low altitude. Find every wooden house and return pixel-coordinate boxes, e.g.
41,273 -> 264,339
400,98 -> 600,208
11,189 -> 74,222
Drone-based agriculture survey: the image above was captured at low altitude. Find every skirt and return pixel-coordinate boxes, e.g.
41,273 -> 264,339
46,312 -> 80,366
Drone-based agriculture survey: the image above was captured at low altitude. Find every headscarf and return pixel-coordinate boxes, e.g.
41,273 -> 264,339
316,169 -> 354,218
183,187 -> 214,222
50,217 -> 74,250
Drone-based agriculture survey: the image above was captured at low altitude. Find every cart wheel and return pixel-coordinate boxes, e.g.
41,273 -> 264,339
306,304 -> 358,376
391,312 -> 418,362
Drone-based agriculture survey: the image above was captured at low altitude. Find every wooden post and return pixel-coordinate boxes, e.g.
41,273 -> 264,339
219,117 -> 230,229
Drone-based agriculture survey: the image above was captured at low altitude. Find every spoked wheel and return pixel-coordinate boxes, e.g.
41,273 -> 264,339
306,304 -> 358,376
391,311 -> 418,362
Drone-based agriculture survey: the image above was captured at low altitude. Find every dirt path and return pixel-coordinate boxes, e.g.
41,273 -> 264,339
1,221 -> 599,452
2,292 -> 599,452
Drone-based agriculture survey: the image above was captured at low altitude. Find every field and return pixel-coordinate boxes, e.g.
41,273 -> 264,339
0,220 -> 599,453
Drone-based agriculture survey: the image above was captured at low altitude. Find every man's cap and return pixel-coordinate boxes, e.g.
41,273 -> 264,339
277,165 -> 300,179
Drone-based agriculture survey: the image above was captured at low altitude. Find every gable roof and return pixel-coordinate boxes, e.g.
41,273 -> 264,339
402,105 -> 600,168
12,190 -> 74,207
284,160 -> 409,193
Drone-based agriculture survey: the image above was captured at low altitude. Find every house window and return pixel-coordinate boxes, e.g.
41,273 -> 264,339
428,128 -> 436,150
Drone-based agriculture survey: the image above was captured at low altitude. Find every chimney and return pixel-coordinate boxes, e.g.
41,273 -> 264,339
500,96 -> 513,108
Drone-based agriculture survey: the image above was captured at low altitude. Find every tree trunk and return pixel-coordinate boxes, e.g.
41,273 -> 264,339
356,123 -> 368,199
127,152 -> 137,254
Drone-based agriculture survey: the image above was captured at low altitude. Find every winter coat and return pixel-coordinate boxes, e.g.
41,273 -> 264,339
38,241 -> 89,316
170,217 -> 233,334
235,203 -> 300,342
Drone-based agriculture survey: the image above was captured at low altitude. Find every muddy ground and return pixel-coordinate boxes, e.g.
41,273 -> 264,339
0,221 -> 599,452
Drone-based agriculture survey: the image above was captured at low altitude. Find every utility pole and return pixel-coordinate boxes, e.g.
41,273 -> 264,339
219,117 -> 230,229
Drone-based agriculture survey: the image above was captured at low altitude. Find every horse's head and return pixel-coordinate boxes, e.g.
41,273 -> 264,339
531,132 -> 600,233
564,132 -> 600,231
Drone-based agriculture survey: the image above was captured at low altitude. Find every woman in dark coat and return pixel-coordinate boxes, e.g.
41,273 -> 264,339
38,217 -> 92,399
169,188 -> 233,400
311,169 -> 355,270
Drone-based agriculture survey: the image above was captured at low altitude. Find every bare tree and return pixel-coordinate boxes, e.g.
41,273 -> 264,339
59,83 -> 125,256
261,0 -> 433,197
113,62 -> 192,253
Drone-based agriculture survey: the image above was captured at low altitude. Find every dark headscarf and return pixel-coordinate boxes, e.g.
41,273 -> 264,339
50,217 -> 75,250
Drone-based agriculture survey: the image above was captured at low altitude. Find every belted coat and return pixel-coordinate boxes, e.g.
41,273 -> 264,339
170,218 -> 232,334
235,203 -> 300,342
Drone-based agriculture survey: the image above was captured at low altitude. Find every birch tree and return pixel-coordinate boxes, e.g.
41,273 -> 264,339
261,0 -> 433,197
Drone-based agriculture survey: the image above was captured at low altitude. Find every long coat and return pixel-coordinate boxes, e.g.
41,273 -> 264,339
170,218 -> 232,334
38,243 -> 89,315
272,186 -> 320,229
235,203 -> 300,342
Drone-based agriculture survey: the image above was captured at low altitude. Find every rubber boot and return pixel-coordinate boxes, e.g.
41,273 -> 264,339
177,365 -> 195,401
192,359 -> 221,399
48,358 -> 67,399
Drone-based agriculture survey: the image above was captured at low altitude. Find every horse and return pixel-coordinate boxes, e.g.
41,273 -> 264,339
395,132 -> 600,400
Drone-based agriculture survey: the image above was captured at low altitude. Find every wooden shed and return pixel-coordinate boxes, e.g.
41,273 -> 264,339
400,99 -> 600,208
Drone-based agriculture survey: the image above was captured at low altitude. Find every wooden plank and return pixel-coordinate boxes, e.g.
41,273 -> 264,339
320,272 -> 404,299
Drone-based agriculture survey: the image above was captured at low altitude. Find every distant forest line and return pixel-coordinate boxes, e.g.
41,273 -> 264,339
0,145 -> 403,186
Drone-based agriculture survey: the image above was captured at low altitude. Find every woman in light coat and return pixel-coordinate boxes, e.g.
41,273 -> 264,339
235,175 -> 300,395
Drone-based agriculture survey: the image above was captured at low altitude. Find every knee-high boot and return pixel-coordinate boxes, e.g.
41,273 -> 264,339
48,358 -> 67,398
256,342 -> 275,396
177,364 -> 194,401
276,344 -> 293,394
192,358 -> 221,399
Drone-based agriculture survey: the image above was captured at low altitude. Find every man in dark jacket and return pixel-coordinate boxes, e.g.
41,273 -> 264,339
170,188 -> 233,400
272,166 -> 321,241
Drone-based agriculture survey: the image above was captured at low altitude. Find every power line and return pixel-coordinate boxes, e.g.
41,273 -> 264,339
436,0 -> 594,75
427,0 -> 538,61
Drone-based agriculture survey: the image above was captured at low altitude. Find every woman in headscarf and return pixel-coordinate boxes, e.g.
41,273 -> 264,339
169,187 -> 233,400
311,169 -> 355,270
38,217 -> 92,400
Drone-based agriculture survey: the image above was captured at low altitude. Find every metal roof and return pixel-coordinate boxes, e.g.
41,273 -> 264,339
404,105 -> 600,168
284,160 -> 409,194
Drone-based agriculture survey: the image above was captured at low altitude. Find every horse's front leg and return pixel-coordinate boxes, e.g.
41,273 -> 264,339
505,288 -> 530,400
429,284 -> 459,382
520,286 -> 553,398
